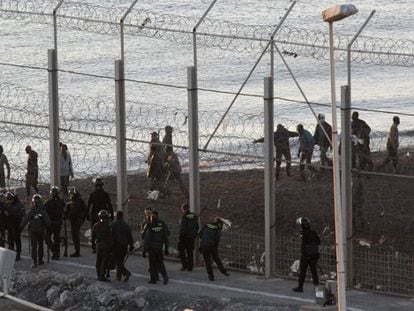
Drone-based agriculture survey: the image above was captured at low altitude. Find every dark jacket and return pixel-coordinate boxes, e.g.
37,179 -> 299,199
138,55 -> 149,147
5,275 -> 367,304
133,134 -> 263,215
92,220 -> 113,250
299,129 -> 315,153
179,212 -> 199,240
301,228 -> 320,258
199,222 -> 221,248
21,205 -> 51,233
110,219 -> 133,247
352,118 -> 371,151
6,200 -> 25,222
140,216 -> 151,240
44,197 -> 65,225
67,197 -> 87,225
313,121 -> 332,148
144,220 -> 169,251
87,189 -> 113,223
256,127 -> 298,150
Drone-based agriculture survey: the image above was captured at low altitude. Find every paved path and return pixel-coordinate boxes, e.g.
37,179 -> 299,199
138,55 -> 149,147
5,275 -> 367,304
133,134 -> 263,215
12,237 -> 414,311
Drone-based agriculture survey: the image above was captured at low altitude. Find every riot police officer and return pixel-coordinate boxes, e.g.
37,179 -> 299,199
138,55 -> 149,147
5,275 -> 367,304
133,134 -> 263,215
199,217 -> 230,281
66,187 -> 87,257
87,178 -> 113,253
144,211 -> 169,285
20,194 -> 50,268
44,186 -> 65,260
5,191 -> 25,261
292,217 -> 320,292
92,210 -> 113,282
178,203 -> 199,271
110,210 -> 134,282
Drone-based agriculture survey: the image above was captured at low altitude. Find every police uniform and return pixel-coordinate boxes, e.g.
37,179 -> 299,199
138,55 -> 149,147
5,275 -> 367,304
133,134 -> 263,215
66,195 -> 87,256
87,188 -> 113,251
92,218 -> 113,281
110,217 -> 133,281
199,221 -> 229,281
20,204 -> 51,267
178,211 -> 199,271
44,196 -> 65,259
144,218 -> 169,284
6,196 -> 25,260
296,227 -> 320,291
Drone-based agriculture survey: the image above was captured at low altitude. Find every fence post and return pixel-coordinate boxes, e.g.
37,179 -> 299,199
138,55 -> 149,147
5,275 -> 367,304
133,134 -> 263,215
341,85 -> 353,287
187,66 -> 200,263
48,49 -> 60,188
264,76 -> 275,277
115,60 -> 128,219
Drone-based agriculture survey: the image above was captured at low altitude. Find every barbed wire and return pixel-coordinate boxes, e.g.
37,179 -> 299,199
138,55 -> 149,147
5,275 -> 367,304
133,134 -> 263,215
0,0 -> 413,66
1,81 -> 412,184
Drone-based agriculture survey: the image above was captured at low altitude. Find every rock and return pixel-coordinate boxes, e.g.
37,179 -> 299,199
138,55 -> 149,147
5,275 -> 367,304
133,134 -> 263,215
119,291 -> 135,304
66,273 -> 84,287
47,286 -> 60,303
134,286 -> 148,296
135,297 -> 146,308
220,297 -> 232,304
60,290 -> 75,308
87,281 -> 112,294
97,293 -> 114,306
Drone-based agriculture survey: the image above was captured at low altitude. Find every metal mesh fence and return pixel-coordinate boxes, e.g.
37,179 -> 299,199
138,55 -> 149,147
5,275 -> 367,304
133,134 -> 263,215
0,0 -> 414,299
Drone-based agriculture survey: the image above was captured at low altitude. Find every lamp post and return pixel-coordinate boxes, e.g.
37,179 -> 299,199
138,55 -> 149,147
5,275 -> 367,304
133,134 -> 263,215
322,4 -> 358,311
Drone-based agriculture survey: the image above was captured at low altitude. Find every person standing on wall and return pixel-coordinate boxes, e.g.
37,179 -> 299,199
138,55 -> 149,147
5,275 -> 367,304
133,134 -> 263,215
379,116 -> 400,173
59,144 -> 73,197
25,145 -> 39,199
313,114 -> 333,171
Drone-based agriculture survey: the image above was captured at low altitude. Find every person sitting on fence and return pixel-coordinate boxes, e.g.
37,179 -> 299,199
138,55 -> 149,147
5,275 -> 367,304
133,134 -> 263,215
160,125 -> 188,198
146,131 -> 165,194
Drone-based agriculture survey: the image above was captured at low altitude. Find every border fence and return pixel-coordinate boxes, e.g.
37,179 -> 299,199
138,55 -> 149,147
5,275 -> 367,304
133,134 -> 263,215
1,0 -> 414,298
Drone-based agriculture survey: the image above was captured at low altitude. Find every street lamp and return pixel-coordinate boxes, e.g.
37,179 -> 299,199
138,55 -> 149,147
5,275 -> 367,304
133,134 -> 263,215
322,4 -> 358,311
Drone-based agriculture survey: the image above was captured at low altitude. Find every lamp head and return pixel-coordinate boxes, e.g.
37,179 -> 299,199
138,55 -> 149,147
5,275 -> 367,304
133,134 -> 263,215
322,4 -> 358,23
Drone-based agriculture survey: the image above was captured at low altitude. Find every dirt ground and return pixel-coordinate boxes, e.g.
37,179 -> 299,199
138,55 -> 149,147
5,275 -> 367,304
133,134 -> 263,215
60,149 -> 414,253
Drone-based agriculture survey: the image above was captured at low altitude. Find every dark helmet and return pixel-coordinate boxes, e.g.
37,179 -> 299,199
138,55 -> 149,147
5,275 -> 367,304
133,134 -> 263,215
165,125 -> 173,133
98,209 -> 109,221
94,178 -> 104,186
68,187 -> 80,197
297,124 -> 304,132
296,217 -> 311,229
50,186 -> 60,196
32,194 -> 43,206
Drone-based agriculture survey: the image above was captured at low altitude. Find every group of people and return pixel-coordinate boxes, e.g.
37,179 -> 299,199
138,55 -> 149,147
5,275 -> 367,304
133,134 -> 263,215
139,203 -> 230,284
0,143 -> 73,201
146,126 -> 188,199
253,113 -> 401,181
